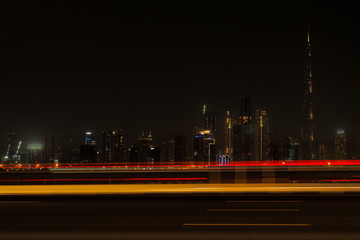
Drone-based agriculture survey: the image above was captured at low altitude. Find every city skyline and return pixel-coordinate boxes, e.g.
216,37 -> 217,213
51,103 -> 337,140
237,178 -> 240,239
1,2 -> 359,157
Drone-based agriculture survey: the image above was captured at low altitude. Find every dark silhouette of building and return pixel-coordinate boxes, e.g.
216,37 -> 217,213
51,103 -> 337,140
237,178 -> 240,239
160,135 -> 185,163
301,25 -> 316,160
113,129 -> 124,162
80,145 -> 97,163
284,136 -> 301,160
224,110 -> 233,161
270,135 -> 281,161
101,130 -> 125,162
174,135 -> 186,162
167,137 -> 175,162
80,131 -> 97,163
193,128 -> 216,163
160,141 -> 168,162
335,129 -> 347,160
232,123 -> 241,161
84,132 -> 96,145
254,109 -> 270,161
138,132 -> 154,163
319,144 -> 328,160
150,147 -> 160,162
233,97 -> 254,161
129,145 -> 139,162
27,143 -> 43,163
202,105 -> 219,154
102,131 -> 112,162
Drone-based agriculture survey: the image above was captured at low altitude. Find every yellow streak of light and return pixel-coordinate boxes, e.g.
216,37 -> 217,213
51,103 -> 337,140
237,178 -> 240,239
207,209 -> 299,212
226,200 -> 303,203
183,223 -> 310,226
0,183 -> 358,196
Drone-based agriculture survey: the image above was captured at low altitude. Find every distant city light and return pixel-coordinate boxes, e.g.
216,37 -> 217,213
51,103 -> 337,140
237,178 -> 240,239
337,129 -> 345,134
27,144 -> 43,150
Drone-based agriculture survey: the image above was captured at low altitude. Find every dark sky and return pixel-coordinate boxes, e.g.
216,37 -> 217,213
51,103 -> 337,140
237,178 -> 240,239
1,1 -> 359,153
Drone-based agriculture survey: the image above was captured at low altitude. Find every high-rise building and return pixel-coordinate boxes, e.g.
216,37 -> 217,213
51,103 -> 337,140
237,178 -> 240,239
335,129 -> 347,160
163,135 -> 186,163
301,25 -> 316,160
270,134 -> 281,160
80,131 -> 97,163
80,145 -> 97,163
84,132 -> 96,145
101,130 -> 125,162
254,109 -> 270,161
232,122 -> 241,161
202,104 -> 219,153
113,129 -> 124,162
167,137 -> 176,163
102,131 -> 112,162
129,145 -> 138,162
319,144 -> 328,160
284,136 -> 301,160
150,146 -> 160,162
193,129 -> 216,163
27,144 -> 43,163
160,141 -> 168,162
174,135 -> 186,162
239,97 -> 254,161
138,132 -> 154,163
224,110 -> 233,160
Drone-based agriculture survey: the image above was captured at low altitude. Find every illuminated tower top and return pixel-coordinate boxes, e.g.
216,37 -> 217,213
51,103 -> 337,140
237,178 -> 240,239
301,24 -> 315,160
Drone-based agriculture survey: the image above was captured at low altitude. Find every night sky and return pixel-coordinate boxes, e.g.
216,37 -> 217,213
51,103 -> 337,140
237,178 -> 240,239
1,1 -> 359,156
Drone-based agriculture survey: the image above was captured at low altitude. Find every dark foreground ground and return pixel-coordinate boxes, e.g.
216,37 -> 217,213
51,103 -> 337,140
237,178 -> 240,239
0,194 -> 359,240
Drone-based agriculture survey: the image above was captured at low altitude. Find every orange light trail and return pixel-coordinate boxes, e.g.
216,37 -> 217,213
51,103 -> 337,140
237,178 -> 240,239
0,177 -> 208,182
2,160 -> 360,170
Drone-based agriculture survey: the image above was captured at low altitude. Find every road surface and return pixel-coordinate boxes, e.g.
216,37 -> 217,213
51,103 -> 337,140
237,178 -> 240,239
0,195 -> 359,239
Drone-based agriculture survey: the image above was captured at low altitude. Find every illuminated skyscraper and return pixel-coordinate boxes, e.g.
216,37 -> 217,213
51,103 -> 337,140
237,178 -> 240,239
84,132 -> 96,145
301,25 -> 316,160
254,109 -> 270,161
238,97 -> 254,161
224,110 -> 233,160
335,130 -> 347,160
102,131 -> 112,162
138,132 -> 154,163
80,131 -> 97,163
319,144 -> 328,160
202,105 -> 219,153
113,129 -> 124,162
193,128 -> 215,163
167,137 -> 176,163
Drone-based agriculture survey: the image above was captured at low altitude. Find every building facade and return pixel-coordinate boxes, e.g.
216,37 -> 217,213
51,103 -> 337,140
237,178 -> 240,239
254,109 -> 270,161
301,26 -> 316,160
193,129 -> 216,163
335,130 -> 347,160
239,97 -> 254,161
80,131 -> 97,163
224,110 -> 233,161
319,144 -> 328,160
284,136 -> 301,160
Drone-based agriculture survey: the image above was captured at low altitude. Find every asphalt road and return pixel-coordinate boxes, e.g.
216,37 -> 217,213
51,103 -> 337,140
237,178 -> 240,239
0,195 -> 359,240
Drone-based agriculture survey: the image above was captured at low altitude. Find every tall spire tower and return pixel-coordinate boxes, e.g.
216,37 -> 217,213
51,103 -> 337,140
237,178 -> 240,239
301,24 -> 316,160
